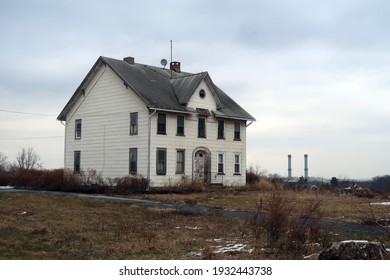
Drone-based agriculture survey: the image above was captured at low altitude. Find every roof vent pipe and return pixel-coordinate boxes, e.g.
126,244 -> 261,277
170,61 -> 181,73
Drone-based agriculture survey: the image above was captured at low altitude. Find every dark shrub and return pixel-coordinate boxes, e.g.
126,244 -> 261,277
11,169 -> 44,188
113,175 -> 149,194
0,172 -> 12,186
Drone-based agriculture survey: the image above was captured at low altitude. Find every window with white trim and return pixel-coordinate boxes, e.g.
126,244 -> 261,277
156,148 -> 167,175
75,119 -> 82,139
198,118 -> 206,138
234,153 -> 241,175
217,120 -> 225,139
217,152 -> 225,174
234,121 -> 241,140
176,149 -> 185,174
177,116 -> 185,136
157,113 -> 166,134
129,148 -> 137,174
74,150 -> 81,173
130,112 -> 138,135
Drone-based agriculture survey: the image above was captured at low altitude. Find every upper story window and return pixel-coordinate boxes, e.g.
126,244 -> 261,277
157,113 -> 166,134
177,115 -> 185,136
130,112 -> 138,135
199,89 -> 206,99
75,119 -> 82,139
217,120 -> 225,139
198,118 -> 206,138
234,121 -> 241,140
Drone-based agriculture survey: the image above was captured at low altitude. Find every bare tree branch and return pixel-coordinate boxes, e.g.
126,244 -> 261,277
15,148 -> 42,170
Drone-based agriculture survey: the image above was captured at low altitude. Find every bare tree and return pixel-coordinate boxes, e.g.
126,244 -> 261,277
15,148 -> 42,170
0,152 -> 9,171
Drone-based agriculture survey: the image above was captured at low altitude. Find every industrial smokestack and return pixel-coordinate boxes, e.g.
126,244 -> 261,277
288,155 -> 292,180
304,154 -> 308,181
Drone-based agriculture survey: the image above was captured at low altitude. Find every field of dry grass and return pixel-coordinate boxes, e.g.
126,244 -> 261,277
134,188 -> 390,224
0,188 -> 389,260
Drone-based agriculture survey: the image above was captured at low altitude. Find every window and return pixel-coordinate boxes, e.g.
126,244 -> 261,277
74,151 -> 81,173
217,120 -> 225,139
176,149 -> 185,174
129,148 -> 137,174
75,119 -> 82,139
177,116 -> 185,136
156,148 -> 166,175
199,89 -> 206,98
234,153 -> 241,174
198,118 -> 206,138
234,121 -> 241,140
130,112 -> 138,135
217,153 -> 225,174
157,113 -> 166,134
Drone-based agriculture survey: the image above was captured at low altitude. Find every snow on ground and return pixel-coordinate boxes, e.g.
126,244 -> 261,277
0,186 -> 14,189
370,202 -> 390,206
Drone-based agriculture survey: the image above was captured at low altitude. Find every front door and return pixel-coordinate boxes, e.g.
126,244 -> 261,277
193,148 -> 210,183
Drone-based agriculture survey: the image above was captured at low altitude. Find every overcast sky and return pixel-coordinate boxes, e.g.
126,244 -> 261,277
1,0 -> 389,179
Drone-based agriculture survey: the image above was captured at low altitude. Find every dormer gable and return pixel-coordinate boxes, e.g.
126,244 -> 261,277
171,72 -> 223,110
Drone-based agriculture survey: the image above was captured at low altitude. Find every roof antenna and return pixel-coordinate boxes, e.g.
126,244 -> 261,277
170,40 -> 173,78
170,40 -> 173,64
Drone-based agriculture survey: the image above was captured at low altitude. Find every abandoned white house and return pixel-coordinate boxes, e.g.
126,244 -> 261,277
57,56 -> 255,186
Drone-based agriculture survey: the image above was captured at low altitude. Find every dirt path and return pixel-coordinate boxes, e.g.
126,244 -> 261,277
1,188 -> 387,238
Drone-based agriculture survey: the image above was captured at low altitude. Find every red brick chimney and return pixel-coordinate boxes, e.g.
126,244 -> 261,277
170,61 -> 181,73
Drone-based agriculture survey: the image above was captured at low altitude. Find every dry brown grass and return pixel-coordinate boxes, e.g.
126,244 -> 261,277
1,188 -> 389,260
0,192 -> 257,260
135,188 -> 390,224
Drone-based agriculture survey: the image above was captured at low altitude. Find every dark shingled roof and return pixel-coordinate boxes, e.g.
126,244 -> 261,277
57,56 -> 255,122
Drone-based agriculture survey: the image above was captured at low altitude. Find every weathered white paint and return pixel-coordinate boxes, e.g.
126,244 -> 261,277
63,66 -> 248,186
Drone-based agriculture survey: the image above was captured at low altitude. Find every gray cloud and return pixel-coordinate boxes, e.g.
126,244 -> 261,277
1,0 -> 389,178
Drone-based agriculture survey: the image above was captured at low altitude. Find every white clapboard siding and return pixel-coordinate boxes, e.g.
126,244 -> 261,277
64,66 -> 149,178
63,63 -> 248,186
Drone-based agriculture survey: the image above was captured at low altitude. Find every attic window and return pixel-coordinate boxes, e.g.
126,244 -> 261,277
199,89 -> 206,99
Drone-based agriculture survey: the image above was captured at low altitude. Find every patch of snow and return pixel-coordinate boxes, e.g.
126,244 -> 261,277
185,226 -> 201,230
0,186 -> 14,190
175,226 -> 202,230
340,240 -> 368,244
214,243 -> 246,254
212,238 -> 224,242
370,202 -> 390,206
18,211 -> 27,216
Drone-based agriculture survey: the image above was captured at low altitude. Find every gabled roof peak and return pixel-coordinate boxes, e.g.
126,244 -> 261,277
57,56 -> 255,122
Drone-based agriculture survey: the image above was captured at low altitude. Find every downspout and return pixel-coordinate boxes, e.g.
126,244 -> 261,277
147,109 -> 157,188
